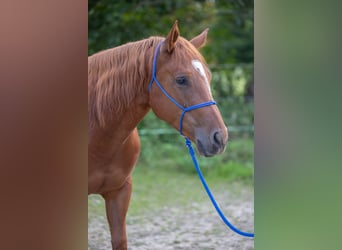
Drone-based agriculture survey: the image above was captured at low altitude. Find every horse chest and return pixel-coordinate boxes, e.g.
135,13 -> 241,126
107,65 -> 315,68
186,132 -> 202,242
88,128 -> 140,194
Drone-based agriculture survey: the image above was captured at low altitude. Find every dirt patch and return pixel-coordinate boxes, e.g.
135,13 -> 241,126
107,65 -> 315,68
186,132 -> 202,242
88,186 -> 254,250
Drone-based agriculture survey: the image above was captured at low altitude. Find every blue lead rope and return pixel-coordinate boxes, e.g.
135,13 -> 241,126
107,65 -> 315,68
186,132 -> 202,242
149,41 -> 254,238
185,137 -> 255,238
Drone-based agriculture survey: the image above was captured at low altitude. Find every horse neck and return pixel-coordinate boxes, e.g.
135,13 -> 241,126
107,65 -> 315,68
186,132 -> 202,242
89,40 -> 159,147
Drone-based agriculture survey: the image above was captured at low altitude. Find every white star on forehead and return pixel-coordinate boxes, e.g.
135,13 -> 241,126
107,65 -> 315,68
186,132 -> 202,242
191,60 -> 213,97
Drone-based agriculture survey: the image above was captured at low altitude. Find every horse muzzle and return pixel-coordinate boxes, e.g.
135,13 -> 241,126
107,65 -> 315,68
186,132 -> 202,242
195,128 -> 228,157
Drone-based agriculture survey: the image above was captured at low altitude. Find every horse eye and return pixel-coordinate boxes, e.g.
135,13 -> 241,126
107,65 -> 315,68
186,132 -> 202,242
175,76 -> 188,85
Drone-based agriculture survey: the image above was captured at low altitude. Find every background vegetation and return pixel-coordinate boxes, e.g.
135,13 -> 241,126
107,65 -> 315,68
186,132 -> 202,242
88,0 -> 254,184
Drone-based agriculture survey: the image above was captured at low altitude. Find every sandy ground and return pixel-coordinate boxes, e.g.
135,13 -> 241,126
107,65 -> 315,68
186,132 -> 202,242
88,186 -> 254,250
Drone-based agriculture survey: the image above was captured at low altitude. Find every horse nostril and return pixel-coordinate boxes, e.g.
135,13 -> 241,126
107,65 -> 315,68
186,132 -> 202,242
213,131 -> 222,146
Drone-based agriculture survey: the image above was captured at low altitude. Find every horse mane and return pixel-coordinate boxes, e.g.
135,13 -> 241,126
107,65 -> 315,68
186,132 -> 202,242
88,35 -> 206,128
88,36 -> 163,128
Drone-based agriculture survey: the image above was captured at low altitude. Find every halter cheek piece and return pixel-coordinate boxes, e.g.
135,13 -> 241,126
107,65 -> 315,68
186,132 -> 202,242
148,41 -> 216,136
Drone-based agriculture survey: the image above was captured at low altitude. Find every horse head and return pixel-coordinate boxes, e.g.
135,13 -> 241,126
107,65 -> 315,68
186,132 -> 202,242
149,21 -> 228,157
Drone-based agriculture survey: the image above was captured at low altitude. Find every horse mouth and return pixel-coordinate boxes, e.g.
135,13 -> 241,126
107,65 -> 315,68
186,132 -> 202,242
196,139 -> 224,157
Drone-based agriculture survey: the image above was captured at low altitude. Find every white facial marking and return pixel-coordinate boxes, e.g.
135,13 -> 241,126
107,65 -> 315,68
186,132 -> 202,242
191,60 -> 212,97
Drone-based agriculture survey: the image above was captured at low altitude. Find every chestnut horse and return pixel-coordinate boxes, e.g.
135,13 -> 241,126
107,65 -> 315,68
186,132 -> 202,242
88,21 -> 228,250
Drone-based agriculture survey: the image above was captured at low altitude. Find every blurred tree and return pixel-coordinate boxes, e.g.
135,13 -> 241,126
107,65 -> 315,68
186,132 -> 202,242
88,0 -> 253,61
88,0 -> 254,105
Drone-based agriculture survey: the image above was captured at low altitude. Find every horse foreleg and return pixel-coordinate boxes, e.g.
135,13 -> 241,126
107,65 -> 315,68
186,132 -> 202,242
102,176 -> 132,250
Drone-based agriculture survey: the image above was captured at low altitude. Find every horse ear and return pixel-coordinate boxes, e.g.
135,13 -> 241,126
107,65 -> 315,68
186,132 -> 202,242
165,20 -> 180,53
190,28 -> 209,49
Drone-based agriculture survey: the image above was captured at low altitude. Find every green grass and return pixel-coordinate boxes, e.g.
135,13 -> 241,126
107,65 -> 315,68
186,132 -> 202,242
88,169 -> 210,220
129,168 -> 204,216
88,137 -> 254,219
138,135 -> 254,184
88,166 -> 253,220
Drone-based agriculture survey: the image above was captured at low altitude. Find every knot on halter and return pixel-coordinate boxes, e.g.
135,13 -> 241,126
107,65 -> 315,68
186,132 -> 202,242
185,137 -> 192,148
148,41 -> 217,136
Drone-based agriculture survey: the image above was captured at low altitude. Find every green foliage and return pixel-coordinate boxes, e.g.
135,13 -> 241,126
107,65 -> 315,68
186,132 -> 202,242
88,0 -> 254,97
88,0 -> 253,57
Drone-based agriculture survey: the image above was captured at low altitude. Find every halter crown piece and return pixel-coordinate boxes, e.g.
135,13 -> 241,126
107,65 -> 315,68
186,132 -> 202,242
148,41 -> 254,238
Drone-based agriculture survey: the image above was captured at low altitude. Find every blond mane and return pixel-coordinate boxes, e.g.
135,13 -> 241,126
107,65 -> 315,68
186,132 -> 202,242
88,37 -> 163,128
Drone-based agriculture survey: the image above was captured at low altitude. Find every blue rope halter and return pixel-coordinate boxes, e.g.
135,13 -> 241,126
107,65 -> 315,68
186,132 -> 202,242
148,41 -> 216,135
148,41 -> 254,238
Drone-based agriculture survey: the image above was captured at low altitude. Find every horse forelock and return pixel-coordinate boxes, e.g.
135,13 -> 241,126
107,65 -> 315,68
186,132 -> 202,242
173,37 -> 207,66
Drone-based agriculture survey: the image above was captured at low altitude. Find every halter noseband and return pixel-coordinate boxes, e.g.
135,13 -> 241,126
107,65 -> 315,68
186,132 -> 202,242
148,41 -> 217,136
